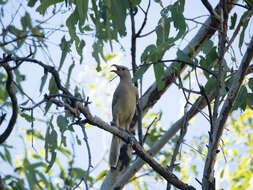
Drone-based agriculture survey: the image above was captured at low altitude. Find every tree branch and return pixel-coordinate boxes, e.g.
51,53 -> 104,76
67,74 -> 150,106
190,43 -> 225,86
111,0 -> 238,187
135,0 -> 151,38
202,31 -> 253,190
130,0 -> 238,134
0,56 -> 18,144
201,0 -> 220,20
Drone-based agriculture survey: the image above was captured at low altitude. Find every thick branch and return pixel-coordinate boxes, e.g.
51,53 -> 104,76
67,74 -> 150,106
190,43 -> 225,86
0,60 -> 18,144
202,33 -> 253,190
201,0 -> 220,20
75,116 -> 195,190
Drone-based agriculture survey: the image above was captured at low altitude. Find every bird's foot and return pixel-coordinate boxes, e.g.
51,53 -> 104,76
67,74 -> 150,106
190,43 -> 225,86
110,121 -> 117,126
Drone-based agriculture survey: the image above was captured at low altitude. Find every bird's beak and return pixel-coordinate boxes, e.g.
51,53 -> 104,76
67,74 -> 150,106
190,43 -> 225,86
111,64 -> 120,74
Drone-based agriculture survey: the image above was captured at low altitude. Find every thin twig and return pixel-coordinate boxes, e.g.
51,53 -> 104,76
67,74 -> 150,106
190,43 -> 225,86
167,104 -> 189,190
230,2 -> 250,9
143,117 -> 157,143
161,59 -> 217,77
130,171 -> 154,181
138,28 -> 156,38
173,81 -> 201,95
0,57 -> 18,144
136,0 -> 151,37
73,123 -> 93,190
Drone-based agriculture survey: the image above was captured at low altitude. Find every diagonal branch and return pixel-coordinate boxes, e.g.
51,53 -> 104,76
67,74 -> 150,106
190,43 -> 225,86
202,32 -> 253,190
73,117 -> 196,190
201,0 -> 220,20
136,0 -> 151,38
112,62 -> 253,189
0,57 -> 18,144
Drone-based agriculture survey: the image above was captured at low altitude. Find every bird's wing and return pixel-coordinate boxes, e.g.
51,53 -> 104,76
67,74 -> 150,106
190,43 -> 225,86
112,87 -> 119,111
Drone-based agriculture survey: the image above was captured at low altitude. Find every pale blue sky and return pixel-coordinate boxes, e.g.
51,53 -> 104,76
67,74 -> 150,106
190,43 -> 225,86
0,0 -> 251,189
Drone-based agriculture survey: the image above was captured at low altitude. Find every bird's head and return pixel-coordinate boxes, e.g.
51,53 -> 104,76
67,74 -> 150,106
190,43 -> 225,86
111,65 -> 131,80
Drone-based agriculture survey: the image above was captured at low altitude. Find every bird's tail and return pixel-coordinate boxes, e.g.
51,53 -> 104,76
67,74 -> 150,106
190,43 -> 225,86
109,135 -> 120,168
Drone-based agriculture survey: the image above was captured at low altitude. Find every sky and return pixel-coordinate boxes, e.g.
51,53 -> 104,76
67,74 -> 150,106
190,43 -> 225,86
0,0 -> 251,189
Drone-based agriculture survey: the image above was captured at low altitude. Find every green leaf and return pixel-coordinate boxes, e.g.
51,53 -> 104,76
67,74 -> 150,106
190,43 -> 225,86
48,76 -> 59,95
233,86 -> 247,111
39,73 -> 48,93
28,0 -> 37,7
71,168 -> 85,179
37,172 -> 49,187
200,47 -> 218,78
46,151 -> 56,172
230,13 -> 237,30
96,169 -> 108,180
239,11 -> 250,53
205,77 -> 217,93
14,69 -> 25,84
65,62 -> 75,89
76,0 -> 89,25
66,7 -> 79,41
83,25 -> 93,31
248,78 -> 253,91
156,17 -> 171,46
68,125 -> 74,132
4,148 -> 12,166
59,36 -> 72,71
57,146 -> 71,157
201,40 -> 214,54
245,0 -> 253,7
206,47 -> 218,66
36,0 -> 64,15
247,93 -> 253,109
153,62 -> 165,90
77,39 -> 85,58
44,101 -> 52,115
92,40 -> 104,71
171,0 -> 186,40
111,0 -> 127,36
160,5 -> 172,17
177,49 -> 193,64
21,12 -> 32,30
220,168 -> 225,178
45,76 -> 58,114
30,162 -> 47,169
57,115 -> 68,133
20,112 -> 33,122
141,44 -> 158,63
8,25 -> 23,36
27,129 -> 45,140
133,64 -> 150,83
76,135 -> 81,145
45,123 -> 58,172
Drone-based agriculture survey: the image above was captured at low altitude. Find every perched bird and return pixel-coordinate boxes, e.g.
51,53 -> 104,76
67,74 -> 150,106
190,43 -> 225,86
109,65 -> 138,168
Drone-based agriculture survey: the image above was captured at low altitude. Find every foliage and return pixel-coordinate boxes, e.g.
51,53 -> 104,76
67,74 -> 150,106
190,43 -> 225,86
0,0 -> 253,189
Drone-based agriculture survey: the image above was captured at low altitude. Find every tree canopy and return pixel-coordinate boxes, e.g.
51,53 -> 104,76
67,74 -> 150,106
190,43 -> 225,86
0,0 -> 253,190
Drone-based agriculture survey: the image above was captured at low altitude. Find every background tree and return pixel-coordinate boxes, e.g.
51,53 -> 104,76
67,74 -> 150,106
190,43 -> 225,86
0,0 -> 253,189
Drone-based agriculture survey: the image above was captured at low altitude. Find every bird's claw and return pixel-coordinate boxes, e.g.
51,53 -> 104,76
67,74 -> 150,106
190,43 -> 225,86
110,121 -> 117,126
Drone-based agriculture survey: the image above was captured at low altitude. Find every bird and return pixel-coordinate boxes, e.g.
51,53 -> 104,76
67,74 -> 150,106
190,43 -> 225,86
109,64 -> 138,168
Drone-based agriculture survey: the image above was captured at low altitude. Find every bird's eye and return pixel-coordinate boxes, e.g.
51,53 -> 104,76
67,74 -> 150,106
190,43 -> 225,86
122,68 -> 125,71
